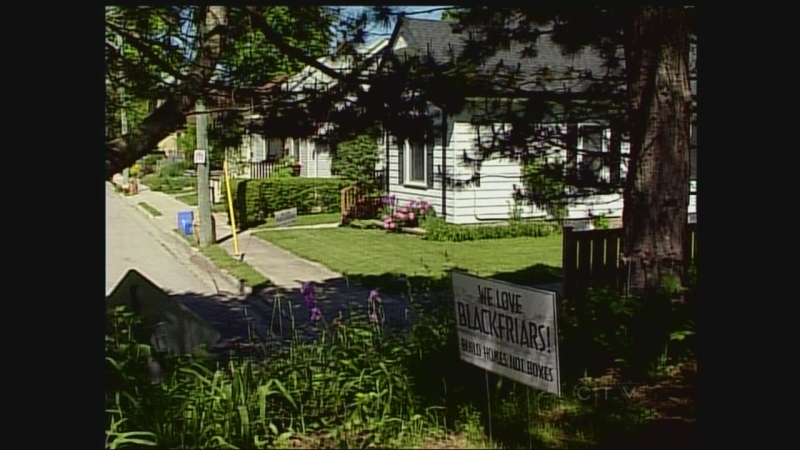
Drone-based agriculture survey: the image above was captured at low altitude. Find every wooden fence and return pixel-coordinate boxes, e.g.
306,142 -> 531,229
340,184 -> 382,223
562,223 -> 697,299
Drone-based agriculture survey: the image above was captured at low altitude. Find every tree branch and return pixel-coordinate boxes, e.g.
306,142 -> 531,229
105,20 -> 188,84
244,6 -> 370,86
106,6 -> 229,179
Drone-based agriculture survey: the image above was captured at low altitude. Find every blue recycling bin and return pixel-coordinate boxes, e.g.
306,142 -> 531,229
178,211 -> 194,236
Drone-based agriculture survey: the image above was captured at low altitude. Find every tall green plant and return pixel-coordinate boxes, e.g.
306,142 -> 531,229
519,158 -> 567,223
332,134 -> 382,190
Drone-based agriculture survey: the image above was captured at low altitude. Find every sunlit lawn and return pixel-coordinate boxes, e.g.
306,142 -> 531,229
255,228 -> 563,292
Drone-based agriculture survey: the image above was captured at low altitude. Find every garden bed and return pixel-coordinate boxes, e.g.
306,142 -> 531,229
351,219 -> 426,235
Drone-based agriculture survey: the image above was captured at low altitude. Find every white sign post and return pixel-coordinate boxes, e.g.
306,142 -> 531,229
451,270 -> 561,396
273,208 -> 298,227
193,150 -> 206,164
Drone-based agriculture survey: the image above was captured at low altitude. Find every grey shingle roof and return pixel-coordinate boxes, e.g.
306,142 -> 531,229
398,18 -> 696,95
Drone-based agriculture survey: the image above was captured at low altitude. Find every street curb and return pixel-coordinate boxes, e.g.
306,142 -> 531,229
164,228 -> 253,297
124,195 -> 249,297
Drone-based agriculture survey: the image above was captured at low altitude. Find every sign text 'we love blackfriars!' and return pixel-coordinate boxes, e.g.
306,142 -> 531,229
451,271 -> 561,396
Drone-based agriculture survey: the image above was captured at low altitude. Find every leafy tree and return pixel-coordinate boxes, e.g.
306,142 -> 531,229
105,6 -> 338,178
332,133 -> 383,190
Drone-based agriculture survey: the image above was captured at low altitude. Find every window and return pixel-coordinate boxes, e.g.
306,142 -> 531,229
690,122 -> 697,181
577,125 -> 609,182
266,139 -> 282,161
405,139 -> 427,185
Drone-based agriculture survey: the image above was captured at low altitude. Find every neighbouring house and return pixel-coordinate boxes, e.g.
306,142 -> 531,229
376,18 -> 697,226
235,39 -> 391,181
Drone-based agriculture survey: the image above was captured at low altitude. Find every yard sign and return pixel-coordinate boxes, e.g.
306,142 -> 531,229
274,208 -> 297,227
451,270 -> 561,396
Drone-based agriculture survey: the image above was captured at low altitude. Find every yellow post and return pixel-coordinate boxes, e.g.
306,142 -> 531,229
223,159 -> 240,256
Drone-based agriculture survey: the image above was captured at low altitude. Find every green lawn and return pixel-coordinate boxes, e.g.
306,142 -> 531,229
255,228 -> 563,293
257,212 -> 341,229
138,202 -> 163,217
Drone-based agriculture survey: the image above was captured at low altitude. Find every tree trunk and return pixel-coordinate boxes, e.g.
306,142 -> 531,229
622,7 -> 692,296
105,6 -> 228,180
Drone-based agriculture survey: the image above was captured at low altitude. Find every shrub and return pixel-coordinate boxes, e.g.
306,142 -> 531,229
332,134 -> 382,189
222,177 -> 350,228
422,217 -> 558,242
158,160 -> 189,178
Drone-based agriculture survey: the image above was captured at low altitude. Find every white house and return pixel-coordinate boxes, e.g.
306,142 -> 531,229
235,39 -> 391,180
378,18 -> 697,225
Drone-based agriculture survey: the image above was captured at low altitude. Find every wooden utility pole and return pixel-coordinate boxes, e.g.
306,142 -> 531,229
195,100 -> 214,246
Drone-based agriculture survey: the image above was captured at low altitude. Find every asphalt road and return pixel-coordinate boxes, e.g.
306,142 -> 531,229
105,184 -> 217,296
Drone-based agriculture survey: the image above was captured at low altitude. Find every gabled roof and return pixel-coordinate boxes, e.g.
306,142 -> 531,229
283,38 -> 390,92
395,17 -> 696,95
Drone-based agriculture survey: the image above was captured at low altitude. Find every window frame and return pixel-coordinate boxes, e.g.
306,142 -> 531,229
404,138 -> 429,188
576,123 -> 610,182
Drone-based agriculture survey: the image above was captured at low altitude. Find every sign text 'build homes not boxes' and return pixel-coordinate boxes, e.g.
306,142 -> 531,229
451,271 -> 561,396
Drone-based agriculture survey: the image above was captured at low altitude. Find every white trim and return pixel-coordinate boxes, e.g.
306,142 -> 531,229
576,123 -> 609,181
404,139 -> 428,188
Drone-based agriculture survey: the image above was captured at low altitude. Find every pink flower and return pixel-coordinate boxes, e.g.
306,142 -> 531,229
388,222 -> 396,230
396,212 -> 407,221
408,212 -> 416,221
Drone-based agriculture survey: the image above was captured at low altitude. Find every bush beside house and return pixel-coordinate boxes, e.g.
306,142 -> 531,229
222,177 -> 350,228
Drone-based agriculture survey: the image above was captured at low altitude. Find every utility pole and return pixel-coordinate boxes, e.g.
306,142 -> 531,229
195,100 -> 214,246
118,34 -> 130,185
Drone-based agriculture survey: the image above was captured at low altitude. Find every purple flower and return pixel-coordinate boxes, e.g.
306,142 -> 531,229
310,306 -> 323,322
368,289 -> 380,302
300,282 -> 316,308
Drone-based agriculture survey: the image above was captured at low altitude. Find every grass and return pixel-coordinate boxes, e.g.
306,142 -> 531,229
257,212 -> 341,229
107,284 -> 697,450
107,307 -> 501,449
174,192 -> 229,213
174,229 -> 272,290
255,227 -> 563,293
137,202 -> 162,217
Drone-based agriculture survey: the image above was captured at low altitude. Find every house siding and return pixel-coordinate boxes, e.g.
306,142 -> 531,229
387,132 -> 455,219
408,120 -> 696,226
450,123 -> 549,225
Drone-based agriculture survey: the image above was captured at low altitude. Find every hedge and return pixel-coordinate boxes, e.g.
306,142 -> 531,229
221,177 -> 351,228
